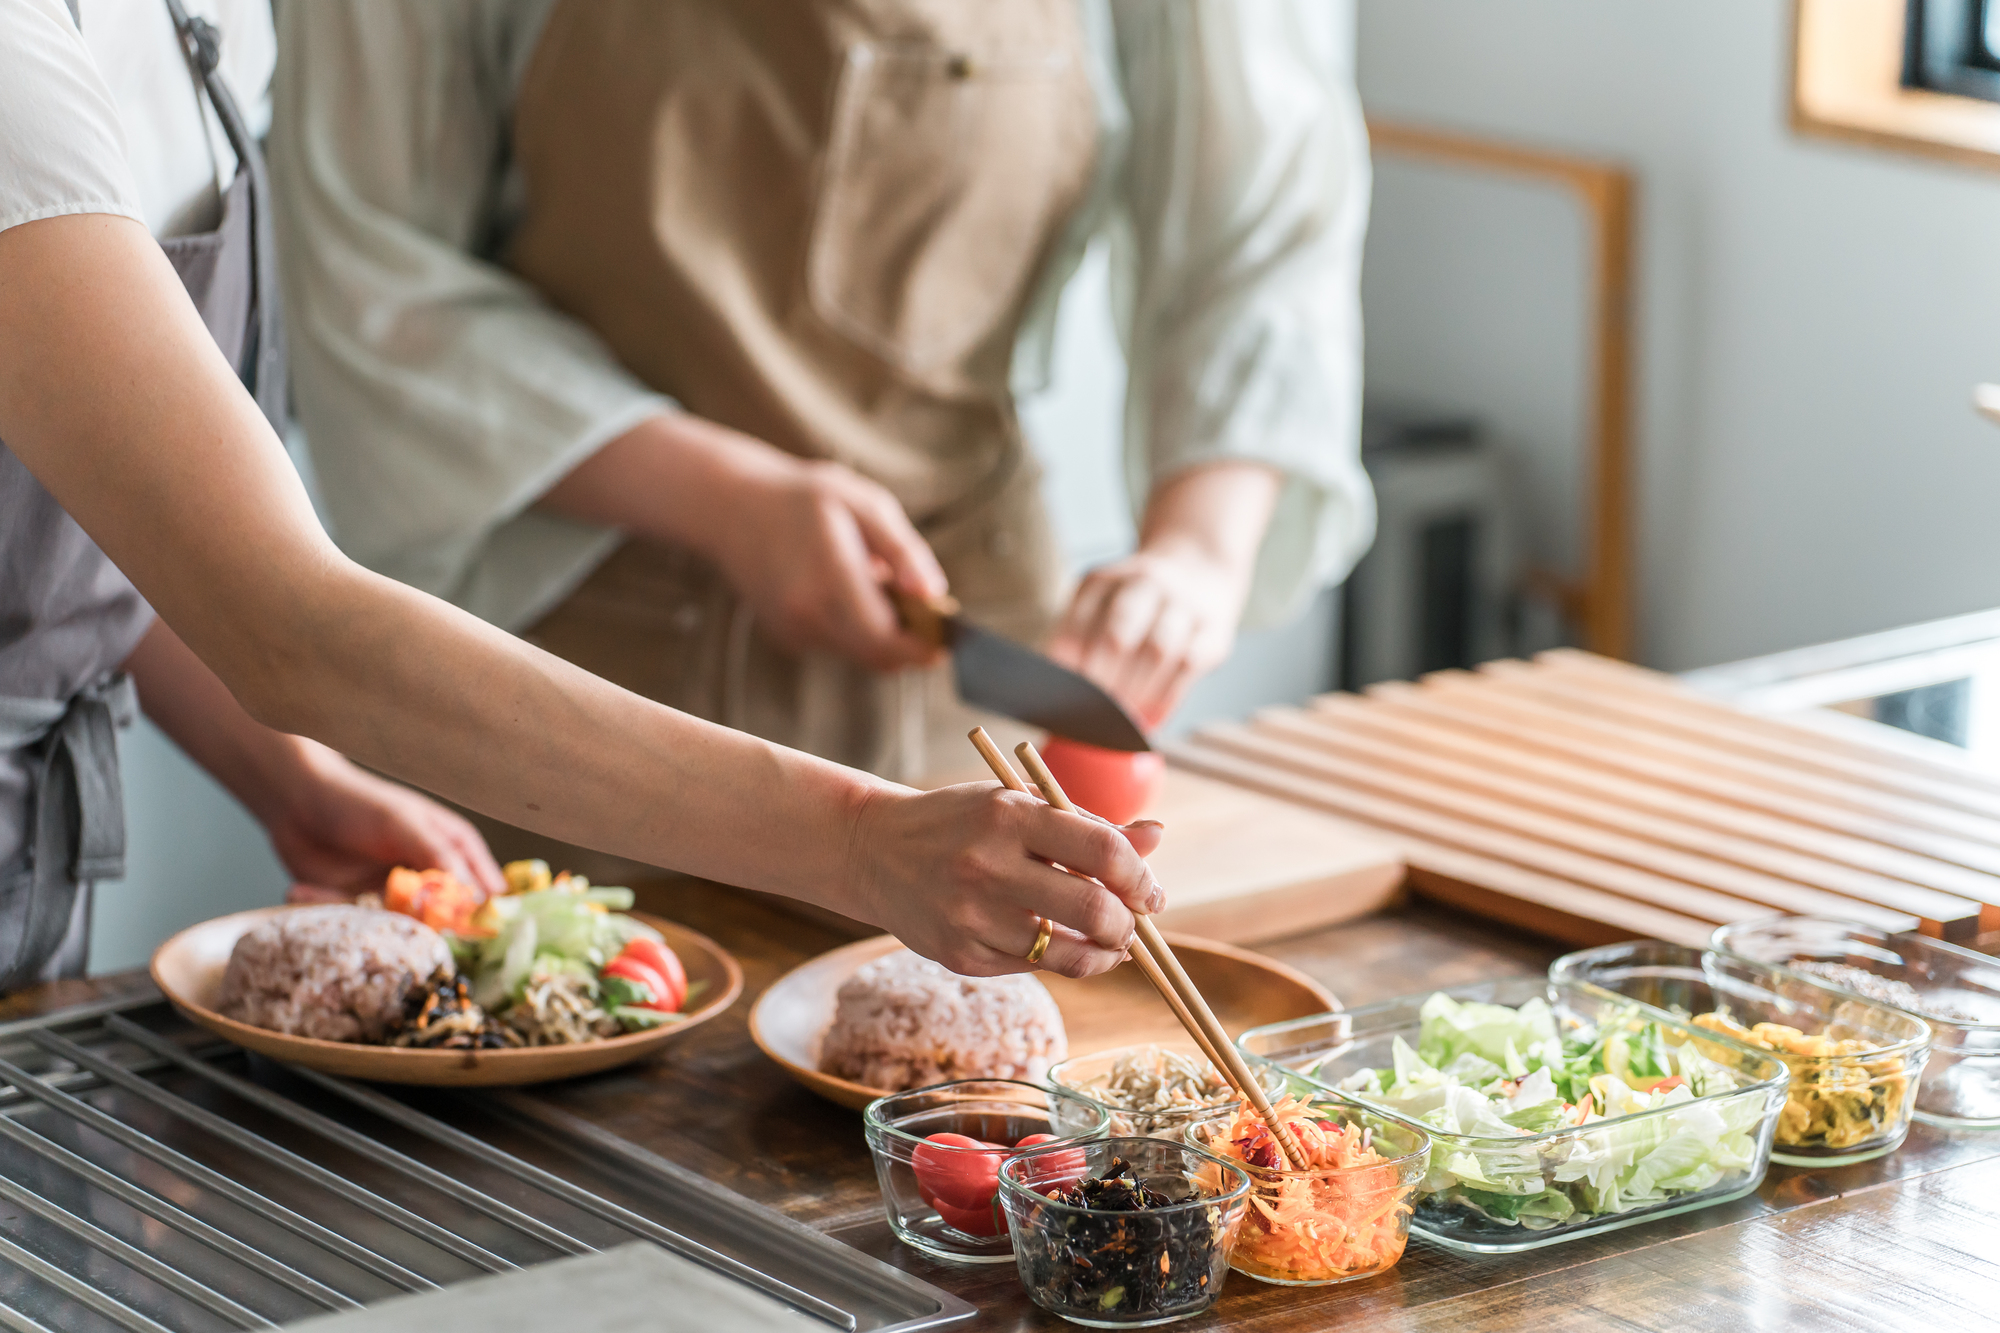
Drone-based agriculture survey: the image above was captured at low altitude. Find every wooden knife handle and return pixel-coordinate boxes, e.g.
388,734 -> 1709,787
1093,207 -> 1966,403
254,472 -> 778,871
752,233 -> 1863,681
888,586 -> 961,650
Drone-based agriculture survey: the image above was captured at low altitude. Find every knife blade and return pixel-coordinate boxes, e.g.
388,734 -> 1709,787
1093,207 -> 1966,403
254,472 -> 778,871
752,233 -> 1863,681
892,589 -> 1151,752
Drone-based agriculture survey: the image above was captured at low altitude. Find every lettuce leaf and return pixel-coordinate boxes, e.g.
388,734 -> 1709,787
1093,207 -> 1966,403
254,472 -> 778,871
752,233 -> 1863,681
1417,992 -> 1559,1069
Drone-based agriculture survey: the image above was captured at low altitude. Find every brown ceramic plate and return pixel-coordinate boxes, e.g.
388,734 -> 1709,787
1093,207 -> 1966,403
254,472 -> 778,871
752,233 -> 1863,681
151,905 -> 742,1086
750,933 -> 1338,1111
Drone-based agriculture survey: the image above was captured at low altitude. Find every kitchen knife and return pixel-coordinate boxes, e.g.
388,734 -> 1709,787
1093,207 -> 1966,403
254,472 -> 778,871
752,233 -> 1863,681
893,589 -> 1152,752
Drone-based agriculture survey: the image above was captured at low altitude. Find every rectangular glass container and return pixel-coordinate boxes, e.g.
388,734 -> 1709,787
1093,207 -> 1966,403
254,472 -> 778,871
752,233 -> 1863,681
1713,916 -> 2000,1128
1551,942 -> 1932,1165
1235,976 -> 1789,1253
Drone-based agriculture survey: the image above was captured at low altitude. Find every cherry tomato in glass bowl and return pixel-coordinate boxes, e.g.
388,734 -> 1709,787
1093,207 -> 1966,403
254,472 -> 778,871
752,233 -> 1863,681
1038,737 -> 1164,825
911,1133 -> 1006,1235
1012,1133 -> 1087,1190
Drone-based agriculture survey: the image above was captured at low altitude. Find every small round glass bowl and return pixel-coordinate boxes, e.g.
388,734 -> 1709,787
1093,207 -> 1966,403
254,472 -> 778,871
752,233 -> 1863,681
998,1136 -> 1251,1328
1185,1097 -> 1429,1286
1046,1041 -> 1289,1140
863,1079 -> 1110,1264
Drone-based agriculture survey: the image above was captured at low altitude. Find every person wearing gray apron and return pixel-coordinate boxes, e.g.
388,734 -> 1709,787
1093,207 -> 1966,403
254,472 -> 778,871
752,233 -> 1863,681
0,0 -> 1165,990
0,0 -> 285,991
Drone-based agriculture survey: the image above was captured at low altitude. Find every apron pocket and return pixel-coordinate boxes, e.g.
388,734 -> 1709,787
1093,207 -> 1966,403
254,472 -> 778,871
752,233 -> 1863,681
807,39 -> 1091,385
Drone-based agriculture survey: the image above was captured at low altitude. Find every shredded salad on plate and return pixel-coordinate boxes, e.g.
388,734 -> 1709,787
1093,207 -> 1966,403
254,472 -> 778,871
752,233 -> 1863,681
372,860 -> 701,1047
1334,993 -> 1768,1230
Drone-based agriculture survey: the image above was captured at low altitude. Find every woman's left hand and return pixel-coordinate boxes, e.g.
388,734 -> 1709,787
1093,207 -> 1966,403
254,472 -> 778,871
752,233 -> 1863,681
275,744 -> 504,903
1047,543 -> 1249,728
1047,463 -> 1283,726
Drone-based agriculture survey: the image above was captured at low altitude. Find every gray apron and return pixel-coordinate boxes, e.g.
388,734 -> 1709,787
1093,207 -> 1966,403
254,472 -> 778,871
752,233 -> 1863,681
0,0 -> 285,992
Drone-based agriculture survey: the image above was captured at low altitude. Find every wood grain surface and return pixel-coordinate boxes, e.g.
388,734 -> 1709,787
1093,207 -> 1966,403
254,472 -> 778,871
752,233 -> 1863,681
1169,653 -> 2000,947
7,882 -> 1999,1331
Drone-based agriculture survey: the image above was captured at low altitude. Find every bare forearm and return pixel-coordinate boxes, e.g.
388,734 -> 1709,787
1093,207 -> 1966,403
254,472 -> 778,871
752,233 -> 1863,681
261,567 -> 882,907
0,214 -> 881,913
1138,461 -> 1282,572
538,411 -> 796,562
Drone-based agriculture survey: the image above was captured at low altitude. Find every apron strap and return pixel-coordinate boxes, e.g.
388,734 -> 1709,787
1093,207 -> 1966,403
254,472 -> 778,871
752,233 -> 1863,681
13,675 -> 134,987
162,0 -> 288,435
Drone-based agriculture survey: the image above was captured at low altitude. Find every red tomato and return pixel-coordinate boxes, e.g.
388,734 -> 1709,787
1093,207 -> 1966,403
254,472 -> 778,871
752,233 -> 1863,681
600,955 -> 671,1010
1012,1133 -> 1086,1190
931,1194 -> 1006,1237
619,938 -> 687,1011
911,1133 -> 1003,1216
1038,738 -> 1164,825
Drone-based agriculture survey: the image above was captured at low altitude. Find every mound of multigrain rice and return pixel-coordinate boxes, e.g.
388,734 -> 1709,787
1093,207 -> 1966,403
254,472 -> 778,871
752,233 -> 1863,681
218,907 -> 451,1043
817,949 -> 1067,1091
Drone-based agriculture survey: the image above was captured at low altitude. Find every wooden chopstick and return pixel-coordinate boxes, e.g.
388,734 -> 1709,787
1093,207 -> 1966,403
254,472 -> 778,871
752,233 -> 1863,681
966,729 -> 1234,1079
995,733 -> 1309,1171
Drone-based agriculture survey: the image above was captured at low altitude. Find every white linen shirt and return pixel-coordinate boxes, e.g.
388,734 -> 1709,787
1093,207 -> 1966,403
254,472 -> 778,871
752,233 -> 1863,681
271,0 -> 1374,635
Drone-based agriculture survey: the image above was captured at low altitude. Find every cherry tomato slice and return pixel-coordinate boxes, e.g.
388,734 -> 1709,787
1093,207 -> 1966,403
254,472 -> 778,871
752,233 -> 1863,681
910,1133 -> 1003,1215
620,938 -> 687,1011
600,955 -> 670,1010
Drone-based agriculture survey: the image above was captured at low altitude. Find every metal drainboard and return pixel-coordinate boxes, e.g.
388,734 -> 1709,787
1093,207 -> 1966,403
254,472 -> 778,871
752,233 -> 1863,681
0,996 -> 970,1333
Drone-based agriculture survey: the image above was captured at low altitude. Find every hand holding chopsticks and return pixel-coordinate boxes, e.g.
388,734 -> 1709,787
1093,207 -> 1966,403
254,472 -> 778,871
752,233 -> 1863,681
967,728 -> 1308,1171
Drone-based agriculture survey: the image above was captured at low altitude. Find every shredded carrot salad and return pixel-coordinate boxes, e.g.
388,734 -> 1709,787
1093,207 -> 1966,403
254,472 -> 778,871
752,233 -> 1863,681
1200,1097 -> 1415,1283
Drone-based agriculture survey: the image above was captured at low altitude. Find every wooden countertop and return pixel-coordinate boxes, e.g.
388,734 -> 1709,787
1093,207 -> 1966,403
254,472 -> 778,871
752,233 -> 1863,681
14,882 -> 2000,1331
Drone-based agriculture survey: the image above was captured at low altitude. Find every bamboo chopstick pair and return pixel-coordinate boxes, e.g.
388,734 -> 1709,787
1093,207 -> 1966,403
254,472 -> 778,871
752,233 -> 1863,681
966,728 -> 1308,1172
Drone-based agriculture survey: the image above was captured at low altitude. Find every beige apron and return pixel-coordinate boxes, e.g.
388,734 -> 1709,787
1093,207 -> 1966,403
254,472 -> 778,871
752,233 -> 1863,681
505,0 -> 1097,787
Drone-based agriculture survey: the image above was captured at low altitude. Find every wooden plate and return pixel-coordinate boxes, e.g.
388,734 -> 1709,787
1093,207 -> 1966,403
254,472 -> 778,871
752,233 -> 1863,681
750,933 -> 1338,1111
151,905 -> 742,1087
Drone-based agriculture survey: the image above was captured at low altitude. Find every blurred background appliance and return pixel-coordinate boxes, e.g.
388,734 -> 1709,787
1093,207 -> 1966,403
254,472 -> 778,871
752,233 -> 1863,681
1339,406 -> 1522,689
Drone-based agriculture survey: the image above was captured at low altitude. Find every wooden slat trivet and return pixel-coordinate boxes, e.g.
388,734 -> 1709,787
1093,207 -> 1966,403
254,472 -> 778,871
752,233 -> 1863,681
1167,652 -> 2000,946
1489,656 -> 2000,818
1351,680 -> 2000,875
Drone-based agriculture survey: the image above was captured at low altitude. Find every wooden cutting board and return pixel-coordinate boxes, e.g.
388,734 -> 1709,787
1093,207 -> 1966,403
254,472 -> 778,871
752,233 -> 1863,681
921,761 -> 1406,947
1167,650 -> 2000,948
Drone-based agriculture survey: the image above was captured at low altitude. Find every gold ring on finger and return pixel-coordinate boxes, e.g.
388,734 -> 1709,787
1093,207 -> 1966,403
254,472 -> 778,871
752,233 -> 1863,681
1024,916 -> 1053,964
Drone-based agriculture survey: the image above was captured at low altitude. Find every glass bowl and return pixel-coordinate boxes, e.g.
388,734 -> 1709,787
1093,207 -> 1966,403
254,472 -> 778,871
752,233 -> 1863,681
998,1136 -> 1250,1328
1236,976 -> 1790,1252
1046,1041 -> 1289,1140
1713,916 -> 2000,1128
1184,1095 -> 1427,1286
864,1079 -> 1110,1263
1552,941 -> 1933,1165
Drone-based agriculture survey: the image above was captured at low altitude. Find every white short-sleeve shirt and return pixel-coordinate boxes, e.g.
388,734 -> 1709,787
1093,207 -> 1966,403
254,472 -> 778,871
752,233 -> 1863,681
0,0 -> 275,243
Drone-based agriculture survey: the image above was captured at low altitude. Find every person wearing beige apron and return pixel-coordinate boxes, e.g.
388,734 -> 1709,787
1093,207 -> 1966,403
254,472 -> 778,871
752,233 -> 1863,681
273,3 -> 1374,877
500,1 -> 1095,788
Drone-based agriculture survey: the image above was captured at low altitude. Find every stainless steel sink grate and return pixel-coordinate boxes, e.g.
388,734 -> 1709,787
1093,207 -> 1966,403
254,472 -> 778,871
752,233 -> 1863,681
0,996 -> 969,1333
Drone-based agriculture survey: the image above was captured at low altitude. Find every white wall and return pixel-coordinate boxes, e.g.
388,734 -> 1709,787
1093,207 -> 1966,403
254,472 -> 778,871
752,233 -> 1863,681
1358,0 -> 2000,672
88,720 -> 288,974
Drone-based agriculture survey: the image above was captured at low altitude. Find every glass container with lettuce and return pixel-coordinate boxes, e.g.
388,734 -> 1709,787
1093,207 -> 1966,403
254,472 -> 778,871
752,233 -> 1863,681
1236,978 -> 1788,1252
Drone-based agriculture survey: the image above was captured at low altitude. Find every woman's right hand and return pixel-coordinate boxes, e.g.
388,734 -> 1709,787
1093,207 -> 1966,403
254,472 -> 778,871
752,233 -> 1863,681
845,783 -> 1166,979
540,413 -> 947,672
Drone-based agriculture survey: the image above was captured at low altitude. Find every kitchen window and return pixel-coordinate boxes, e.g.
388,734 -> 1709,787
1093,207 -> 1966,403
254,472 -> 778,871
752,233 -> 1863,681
1904,0 -> 2000,103
1793,0 -> 2000,169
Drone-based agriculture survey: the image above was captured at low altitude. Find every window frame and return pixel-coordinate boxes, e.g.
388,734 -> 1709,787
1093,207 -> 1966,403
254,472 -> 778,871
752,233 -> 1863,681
1793,0 -> 2000,170
1903,0 -> 2000,103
